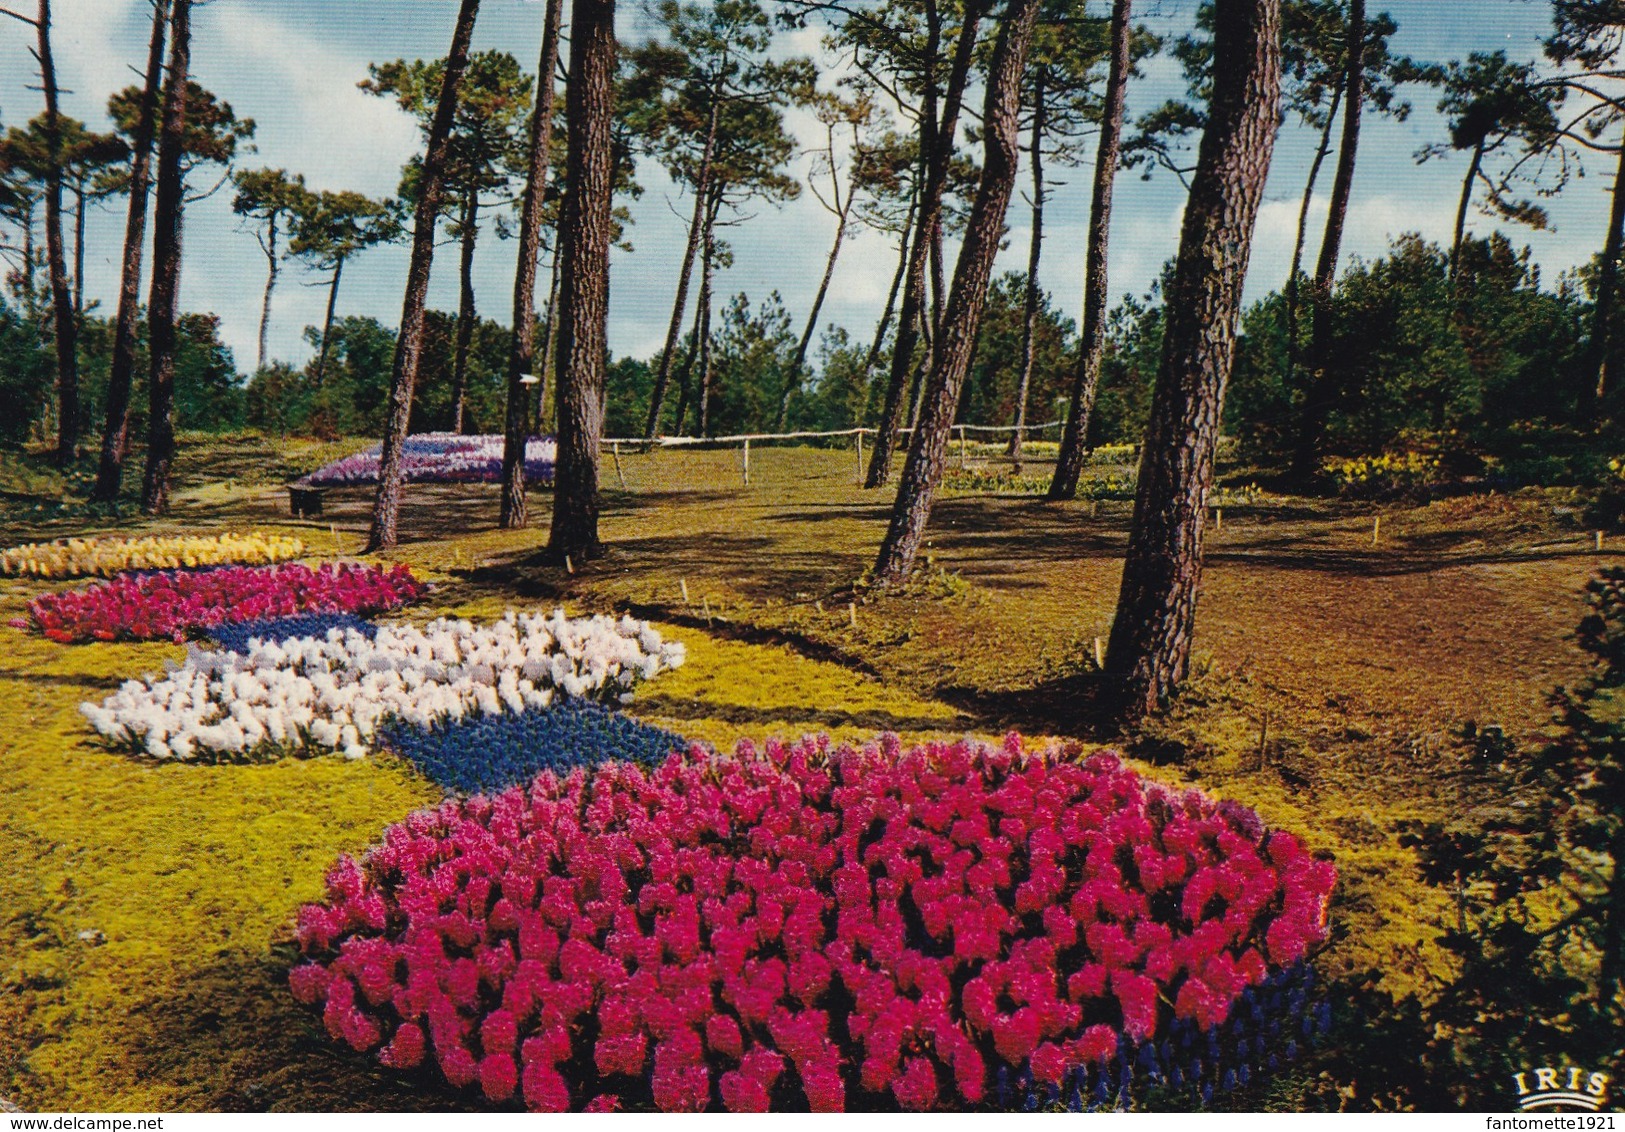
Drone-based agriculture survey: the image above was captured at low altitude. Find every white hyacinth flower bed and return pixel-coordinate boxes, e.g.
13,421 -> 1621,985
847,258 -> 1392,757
79,609 -> 686,762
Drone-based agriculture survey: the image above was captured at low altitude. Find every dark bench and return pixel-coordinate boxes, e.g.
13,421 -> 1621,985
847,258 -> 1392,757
288,482 -> 326,518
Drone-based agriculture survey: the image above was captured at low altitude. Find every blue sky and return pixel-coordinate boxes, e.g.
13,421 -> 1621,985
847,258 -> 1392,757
0,0 -> 1611,377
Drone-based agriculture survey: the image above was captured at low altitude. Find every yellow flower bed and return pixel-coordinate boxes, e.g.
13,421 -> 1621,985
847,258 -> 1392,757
1326,451 -> 1441,495
0,531 -> 305,578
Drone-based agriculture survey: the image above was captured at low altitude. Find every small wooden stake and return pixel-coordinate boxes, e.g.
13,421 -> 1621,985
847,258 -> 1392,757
1372,516 -> 1381,546
1090,499 -> 1098,519
1214,507 -> 1223,532
680,578 -> 690,605
612,441 -> 627,489
564,554 -> 574,575
1596,530 -> 1605,553
815,599 -> 824,614
742,438 -> 751,485
1092,636 -> 1105,670
702,596 -> 712,624
848,601 -> 859,630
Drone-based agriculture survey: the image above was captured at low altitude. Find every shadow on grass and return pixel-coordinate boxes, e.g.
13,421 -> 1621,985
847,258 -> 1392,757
630,694 -> 968,737
121,949 -> 486,1113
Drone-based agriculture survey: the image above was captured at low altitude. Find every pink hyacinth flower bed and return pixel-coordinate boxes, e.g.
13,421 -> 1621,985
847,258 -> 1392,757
17,562 -> 424,644
305,434 -> 556,487
290,733 -> 1336,1112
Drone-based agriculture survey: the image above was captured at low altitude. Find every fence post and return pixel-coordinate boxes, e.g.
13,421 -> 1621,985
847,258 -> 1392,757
856,430 -> 864,482
743,438 -> 751,486
611,440 -> 627,489
959,425 -> 967,467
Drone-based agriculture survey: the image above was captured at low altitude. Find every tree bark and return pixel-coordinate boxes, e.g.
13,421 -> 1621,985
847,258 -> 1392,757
865,1 -> 985,488
1283,77 -> 1342,383
501,0 -> 563,530
257,212 -> 279,372
36,0 -> 78,466
643,94 -> 721,438
313,257 -> 344,385
1009,71 -> 1046,471
871,0 -> 1042,587
1049,0 -> 1132,500
1293,0 -> 1364,478
1588,131 -> 1625,407
450,187 -> 479,433
368,0 -> 481,552
1449,135 -> 1485,285
139,0 -> 191,516
1103,0 -> 1280,724
92,0 -> 167,505
547,0 -> 615,564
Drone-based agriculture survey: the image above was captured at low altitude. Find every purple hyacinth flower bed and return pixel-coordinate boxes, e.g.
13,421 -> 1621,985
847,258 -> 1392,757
305,434 -> 557,487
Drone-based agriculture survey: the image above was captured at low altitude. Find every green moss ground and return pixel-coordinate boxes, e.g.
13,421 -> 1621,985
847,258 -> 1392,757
0,435 -> 1608,1110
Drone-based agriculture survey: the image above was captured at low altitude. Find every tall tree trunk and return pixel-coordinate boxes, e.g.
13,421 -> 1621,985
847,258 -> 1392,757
1293,0 -> 1365,478
1049,0 -> 1131,501
257,211 -> 279,372
72,181 -> 85,318
776,176 -> 853,431
547,0 -> 615,564
313,257 -> 344,384
501,0 -> 563,530
643,95 -> 720,438
1009,73 -> 1046,472
906,304 -> 934,428
695,219 -> 717,436
1588,132 -> 1625,408
1103,0 -> 1280,724
536,248 -> 562,427
863,196 -> 918,389
871,0 -> 1041,588
1283,77 -> 1342,381
1448,136 -> 1485,285
865,1 -> 985,488
451,188 -> 479,433
139,0 -> 191,516
37,0 -> 78,466
368,0 -> 481,552
92,0 -> 167,504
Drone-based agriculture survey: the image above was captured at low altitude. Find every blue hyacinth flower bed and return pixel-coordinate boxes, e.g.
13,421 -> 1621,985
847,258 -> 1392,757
1006,963 -> 1329,1112
207,612 -> 380,653
376,699 -> 689,795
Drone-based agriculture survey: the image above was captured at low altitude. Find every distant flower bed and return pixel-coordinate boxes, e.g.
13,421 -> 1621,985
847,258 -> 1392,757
0,531 -> 304,579
290,734 -> 1336,1112
305,433 -> 556,487
379,699 -> 687,794
1326,452 -> 1440,498
208,612 -> 379,654
80,610 -> 686,761
19,562 -> 422,644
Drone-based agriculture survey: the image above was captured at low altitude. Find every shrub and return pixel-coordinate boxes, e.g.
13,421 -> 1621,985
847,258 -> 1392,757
1324,452 -> 1441,499
378,700 -> 687,795
17,562 -> 422,645
291,734 -> 1336,1112
80,610 -> 685,762
0,531 -> 305,579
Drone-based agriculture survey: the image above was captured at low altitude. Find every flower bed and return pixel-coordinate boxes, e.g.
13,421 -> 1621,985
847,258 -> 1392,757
290,734 -> 1336,1112
1325,452 -> 1441,498
207,612 -> 379,654
305,434 -> 557,487
18,562 -> 422,644
378,700 -> 687,794
0,531 -> 304,579
80,610 -> 686,762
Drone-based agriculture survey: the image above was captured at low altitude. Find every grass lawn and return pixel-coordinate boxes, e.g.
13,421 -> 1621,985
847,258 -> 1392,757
0,433 -> 1609,1110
